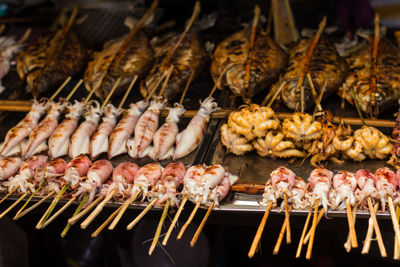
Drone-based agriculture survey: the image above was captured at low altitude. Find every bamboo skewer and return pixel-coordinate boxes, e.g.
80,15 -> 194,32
179,72 -> 194,105
126,198 -> 158,230
158,66 -> 174,97
345,199 -> 358,248
370,14 -> 380,117
248,201 -> 273,258
306,73 -> 322,112
118,76 -> 137,109
388,196 -> 400,251
395,206 -> 400,260
61,194 -> 89,238
264,81 -> 286,107
0,193 -> 27,219
190,201 -> 215,247
283,193 -> 291,244
364,198 -> 387,257
149,199 -> 171,255
306,199 -> 319,260
67,194 -> 104,225
15,191 -> 54,219
15,183 -> 46,219
296,209 -> 312,258
362,203 -> 379,254
100,77 -> 121,109
273,204 -> 293,255
283,0 -> 298,42
303,208 -> 324,244
41,196 -> 76,229
209,67 -> 228,98
344,204 -> 357,252
91,205 -> 124,238
146,71 -> 169,101
162,195 -> 188,245
80,189 -> 116,229
48,77 -> 72,102
65,79 -> 83,101
0,185 -> 19,205
108,190 -> 141,230
177,196 -> 203,240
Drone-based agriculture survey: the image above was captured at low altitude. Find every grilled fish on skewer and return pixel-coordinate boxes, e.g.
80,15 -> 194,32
273,37 -> 347,110
127,97 -> 166,158
73,159 -> 113,205
152,103 -> 185,160
63,155 -> 92,190
108,100 -> 149,159
89,104 -> 122,159
140,33 -> 207,100
339,38 -> 400,115
69,100 -> 101,158
174,97 -> 217,160
23,100 -> 66,159
34,158 -> 67,194
16,31 -> 87,97
0,157 -> 22,182
3,155 -> 47,193
85,30 -> 154,99
211,27 -> 287,101
0,99 -> 47,157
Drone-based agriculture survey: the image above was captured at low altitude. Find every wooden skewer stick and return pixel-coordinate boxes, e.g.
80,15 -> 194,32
60,194 -> 88,238
296,209 -> 312,258
16,28 -> 31,45
345,199 -> 358,248
209,67 -> 228,98
264,81 -> 287,107
108,190 -> 141,230
366,197 -> 387,257
80,189 -> 116,229
190,200 -> 215,247
273,204 -> 293,255
36,183 -> 69,229
388,196 -> 400,251
362,202 -> 379,255
0,193 -> 27,219
283,0 -> 298,41
313,80 -> 327,116
349,87 -> 365,126
126,198 -> 158,230
65,79 -> 83,102
146,71 -> 169,101
395,206 -> 400,260
149,199 -> 171,255
283,193 -> 291,244
118,76 -> 137,110
177,196 -> 203,240
303,207 -> 325,244
179,72 -> 194,105
243,5 -> 261,99
84,82 -> 101,104
14,180 -> 47,219
306,73 -> 322,112
370,13 -> 380,116
248,201 -> 273,258
100,77 -> 121,110
162,195 -> 188,246
48,77 -> 72,102
0,185 -> 19,205
158,66 -> 174,97
344,204 -> 357,252
306,199 -> 319,260
14,191 -> 54,220
67,194 -> 104,225
91,205 -> 123,238
41,196 -> 77,229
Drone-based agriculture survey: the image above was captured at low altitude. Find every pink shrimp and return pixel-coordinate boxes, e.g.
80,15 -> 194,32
22,101 -> 65,159
63,155 -> 92,190
0,157 -> 22,181
34,158 -> 67,194
108,100 -> 149,159
4,155 -> 48,193
69,100 -> 101,158
0,99 -> 47,157
48,100 -> 84,159
174,97 -> 218,160
374,167 -> 397,211
128,97 -> 166,158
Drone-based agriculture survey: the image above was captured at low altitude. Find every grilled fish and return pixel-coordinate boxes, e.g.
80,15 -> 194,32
84,30 -> 154,99
16,31 -> 87,97
210,27 -> 287,101
338,38 -> 400,115
140,32 -> 207,100
274,37 -> 348,110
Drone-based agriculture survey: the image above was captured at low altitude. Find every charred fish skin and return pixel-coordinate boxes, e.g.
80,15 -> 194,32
211,27 -> 287,101
17,31 -> 87,97
85,30 -> 154,100
140,32 -> 207,101
339,38 -> 400,115
277,37 -> 348,110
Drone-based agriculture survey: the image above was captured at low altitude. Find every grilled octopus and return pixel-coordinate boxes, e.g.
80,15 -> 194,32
339,38 -> 400,115
140,32 -> 207,100
273,37 -> 347,110
211,27 -> 287,101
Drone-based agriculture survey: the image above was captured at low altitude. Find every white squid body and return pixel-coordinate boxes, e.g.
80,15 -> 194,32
89,104 -> 122,159
208,172 -> 238,206
69,100 -> 102,158
286,177 -> 307,210
0,157 -> 22,183
23,101 -> 65,159
199,164 -> 226,202
108,100 -> 149,159
308,168 -> 333,212
152,103 -> 186,160
127,97 -> 166,158
183,164 -> 205,202
332,171 -> 357,209
48,101 -> 84,159
174,97 -> 218,160
355,169 -> 377,208
0,36 -> 21,93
